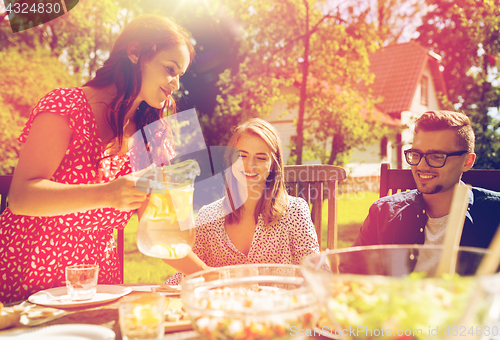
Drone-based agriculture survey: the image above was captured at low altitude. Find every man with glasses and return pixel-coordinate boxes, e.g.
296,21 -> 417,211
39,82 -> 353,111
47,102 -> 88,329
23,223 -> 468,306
353,110 -> 500,250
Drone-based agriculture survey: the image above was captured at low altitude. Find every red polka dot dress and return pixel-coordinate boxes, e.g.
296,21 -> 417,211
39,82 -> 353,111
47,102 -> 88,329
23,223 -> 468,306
0,88 -> 145,303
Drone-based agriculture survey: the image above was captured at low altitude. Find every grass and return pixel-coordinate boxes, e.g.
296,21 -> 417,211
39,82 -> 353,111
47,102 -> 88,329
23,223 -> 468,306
114,215 -> 178,284
118,190 -> 379,283
329,190 -> 379,249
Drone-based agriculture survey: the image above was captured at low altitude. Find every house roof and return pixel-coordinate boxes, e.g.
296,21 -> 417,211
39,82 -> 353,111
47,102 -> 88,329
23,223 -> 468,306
369,41 -> 447,116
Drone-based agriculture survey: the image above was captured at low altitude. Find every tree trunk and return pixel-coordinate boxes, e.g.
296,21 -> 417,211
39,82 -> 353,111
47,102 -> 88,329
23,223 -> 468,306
296,1 -> 310,165
328,133 -> 343,165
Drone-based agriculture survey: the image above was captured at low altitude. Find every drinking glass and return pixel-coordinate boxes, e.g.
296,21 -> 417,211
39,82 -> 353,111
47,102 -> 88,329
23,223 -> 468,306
65,264 -> 99,301
119,293 -> 165,340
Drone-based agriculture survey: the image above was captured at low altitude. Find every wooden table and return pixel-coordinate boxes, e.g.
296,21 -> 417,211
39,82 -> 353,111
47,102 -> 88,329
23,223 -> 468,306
0,284 -> 329,339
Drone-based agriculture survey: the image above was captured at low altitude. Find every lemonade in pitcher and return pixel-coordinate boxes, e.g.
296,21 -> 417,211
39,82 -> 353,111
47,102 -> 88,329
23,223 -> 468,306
136,160 -> 200,259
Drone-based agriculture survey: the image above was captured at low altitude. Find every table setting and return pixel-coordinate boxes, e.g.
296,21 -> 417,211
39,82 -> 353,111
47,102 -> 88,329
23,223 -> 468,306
2,242 -> 500,340
0,282 -> 195,340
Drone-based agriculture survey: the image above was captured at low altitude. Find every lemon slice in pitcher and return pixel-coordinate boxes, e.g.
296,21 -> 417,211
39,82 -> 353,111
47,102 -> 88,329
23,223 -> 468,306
148,194 -> 177,222
173,244 -> 191,258
143,196 -> 162,220
150,243 -> 174,258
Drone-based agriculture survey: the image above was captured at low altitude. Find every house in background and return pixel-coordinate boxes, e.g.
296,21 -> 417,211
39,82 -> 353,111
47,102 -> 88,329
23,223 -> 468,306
265,41 -> 448,178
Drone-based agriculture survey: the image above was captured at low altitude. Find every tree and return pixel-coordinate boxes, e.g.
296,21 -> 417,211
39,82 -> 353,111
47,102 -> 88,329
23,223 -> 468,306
1,0 -> 137,80
373,0 -> 427,44
214,0 -> 385,165
0,0 -> 136,174
0,46 -> 78,174
417,0 -> 500,169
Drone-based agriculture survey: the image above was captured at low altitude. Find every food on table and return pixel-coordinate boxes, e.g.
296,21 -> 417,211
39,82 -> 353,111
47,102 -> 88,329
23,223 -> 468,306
164,297 -> 189,322
18,304 -> 67,326
163,297 -> 193,333
121,296 -> 191,337
0,302 -> 21,331
23,306 -> 61,320
186,286 -> 316,340
323,273 -> 478,340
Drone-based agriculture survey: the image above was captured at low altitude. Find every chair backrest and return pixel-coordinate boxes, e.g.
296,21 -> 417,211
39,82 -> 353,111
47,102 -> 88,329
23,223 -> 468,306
284,164 -> 347,250
380,163 -> 500,198
0,175 -> 13,214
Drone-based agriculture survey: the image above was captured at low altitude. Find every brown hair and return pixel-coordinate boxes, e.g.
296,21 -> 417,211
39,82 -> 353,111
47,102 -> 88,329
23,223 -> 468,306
84,14 -> 195,157
414,110 -> 475,152
224,118 -> 288,226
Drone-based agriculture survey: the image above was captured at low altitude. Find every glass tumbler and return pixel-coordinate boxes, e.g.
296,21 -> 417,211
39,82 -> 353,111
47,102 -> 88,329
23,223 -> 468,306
65,264 -> 99,301
119,293 -> 165,340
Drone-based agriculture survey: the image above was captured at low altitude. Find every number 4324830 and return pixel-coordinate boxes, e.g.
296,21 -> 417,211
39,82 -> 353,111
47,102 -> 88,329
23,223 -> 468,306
5,2 -> 62,14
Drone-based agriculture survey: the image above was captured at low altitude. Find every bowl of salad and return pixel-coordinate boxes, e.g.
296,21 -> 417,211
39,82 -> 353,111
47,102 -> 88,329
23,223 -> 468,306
181,264 -> 318,340
301,245 -> 500,340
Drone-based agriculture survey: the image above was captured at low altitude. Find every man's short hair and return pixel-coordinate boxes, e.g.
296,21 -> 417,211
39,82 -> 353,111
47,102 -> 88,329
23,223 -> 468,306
414,110 -> 475,153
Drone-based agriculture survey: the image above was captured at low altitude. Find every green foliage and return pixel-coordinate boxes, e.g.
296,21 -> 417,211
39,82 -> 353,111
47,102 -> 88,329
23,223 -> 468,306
417,0 -> 500,169
214,0 -> 386,164
0,46 -> 78,174
0,98 -> 24,175
0,0 -> 139,173
1,0 -> 136,78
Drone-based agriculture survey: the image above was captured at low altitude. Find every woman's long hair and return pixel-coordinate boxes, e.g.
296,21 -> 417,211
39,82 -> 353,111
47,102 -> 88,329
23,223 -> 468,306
223,118 -> 288,227
84,14 -> 195,164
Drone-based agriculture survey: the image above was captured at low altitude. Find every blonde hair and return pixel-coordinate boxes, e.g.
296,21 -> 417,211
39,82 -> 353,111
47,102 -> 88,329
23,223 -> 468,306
224,118 -> 288,226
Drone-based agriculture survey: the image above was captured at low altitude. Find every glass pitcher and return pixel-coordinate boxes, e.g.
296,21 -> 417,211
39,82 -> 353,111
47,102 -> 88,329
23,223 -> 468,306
136,159 -> 200,259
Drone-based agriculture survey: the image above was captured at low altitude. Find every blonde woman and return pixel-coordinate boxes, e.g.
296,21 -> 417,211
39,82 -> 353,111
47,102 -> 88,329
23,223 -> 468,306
164,118 -> 320,282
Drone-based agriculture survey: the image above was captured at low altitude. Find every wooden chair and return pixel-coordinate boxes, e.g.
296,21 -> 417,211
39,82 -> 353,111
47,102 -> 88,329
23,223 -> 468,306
117,227 -> 125,284
380,163 -> 500,198
284,164 -> 347,250
0,175 -> 13,214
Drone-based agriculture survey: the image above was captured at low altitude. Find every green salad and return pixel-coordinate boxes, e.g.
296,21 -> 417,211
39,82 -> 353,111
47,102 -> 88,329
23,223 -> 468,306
325,273 -> 478,340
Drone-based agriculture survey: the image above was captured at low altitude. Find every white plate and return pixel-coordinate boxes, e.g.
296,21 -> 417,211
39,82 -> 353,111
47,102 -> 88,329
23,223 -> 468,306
28,285 -> 132,308
11,324 -> 115,340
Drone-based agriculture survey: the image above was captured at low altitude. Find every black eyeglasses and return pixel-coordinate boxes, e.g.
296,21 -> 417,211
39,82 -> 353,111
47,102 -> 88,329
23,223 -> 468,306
404,149 -> 469,168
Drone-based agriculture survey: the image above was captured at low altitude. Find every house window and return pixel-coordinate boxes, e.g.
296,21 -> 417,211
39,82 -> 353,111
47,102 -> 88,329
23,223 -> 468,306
380,136 -> 388,158
421,76 -> 428,106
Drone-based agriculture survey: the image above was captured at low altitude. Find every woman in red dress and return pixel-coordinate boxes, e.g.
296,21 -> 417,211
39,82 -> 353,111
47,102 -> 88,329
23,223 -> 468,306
0,14 -> 195,303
